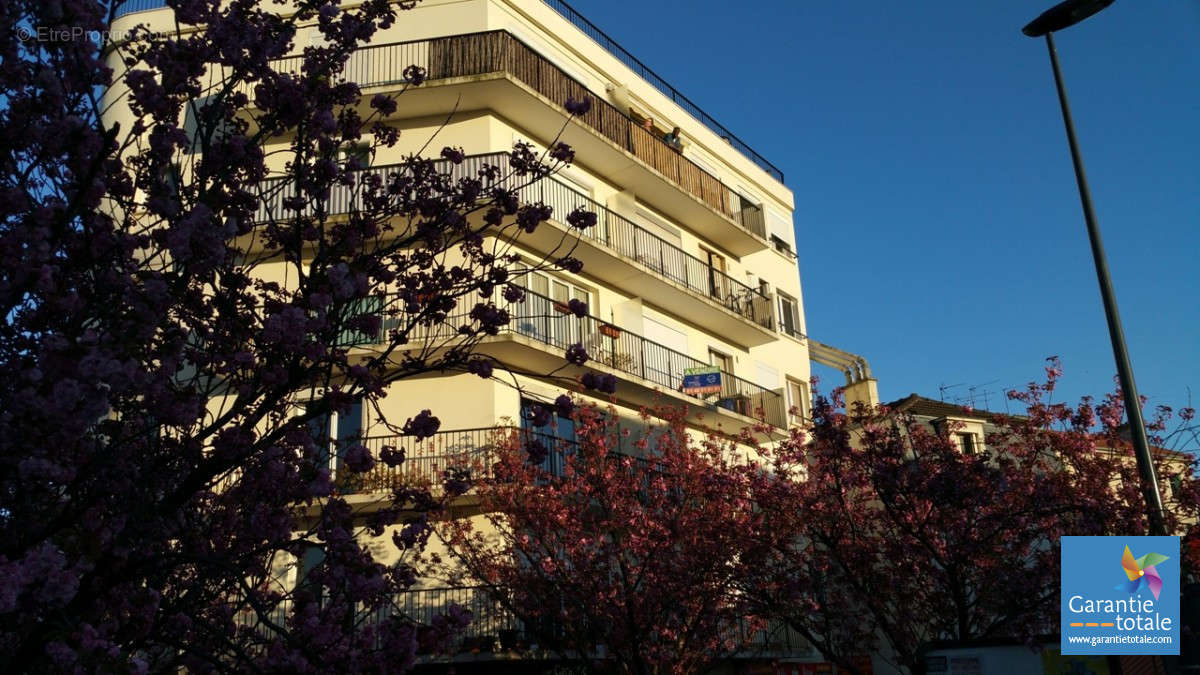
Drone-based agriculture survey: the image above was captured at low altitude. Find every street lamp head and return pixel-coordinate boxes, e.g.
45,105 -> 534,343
1023,0 -> 1115,37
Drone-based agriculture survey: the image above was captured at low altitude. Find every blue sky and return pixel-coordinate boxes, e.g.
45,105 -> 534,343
565,0 -> 1199,413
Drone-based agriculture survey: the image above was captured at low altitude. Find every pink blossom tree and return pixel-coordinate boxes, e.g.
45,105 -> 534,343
749,362 -> 1199,675
434,404 -> 777,675
0,0 -> 596,670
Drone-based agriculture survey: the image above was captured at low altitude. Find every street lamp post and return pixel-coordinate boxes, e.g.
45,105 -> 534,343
1022,0 -> 1168,537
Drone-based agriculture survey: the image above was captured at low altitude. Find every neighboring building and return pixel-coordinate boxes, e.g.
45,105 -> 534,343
105,0 -> 868,668
884,394 -> 1002,455
884,394 -> 1192,510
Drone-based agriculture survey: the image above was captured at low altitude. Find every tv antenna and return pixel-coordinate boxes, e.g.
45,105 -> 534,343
939,382 -> 965,402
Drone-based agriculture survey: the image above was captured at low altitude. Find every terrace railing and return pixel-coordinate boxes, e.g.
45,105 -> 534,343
257,152 -> 773,330
541,0 -> 784,183
111,0 -> 166,17
232,585 -> 810,657
111,0 -> 782,186
348,427 -> 580,492
254,30 -> 768,237
510,289 -> 783,427
341,287 -> 787,428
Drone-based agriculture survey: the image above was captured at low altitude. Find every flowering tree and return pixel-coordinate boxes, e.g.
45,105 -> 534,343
749,362 -> 1199,675
0,0 -> 598,670
434,404 -> 776,675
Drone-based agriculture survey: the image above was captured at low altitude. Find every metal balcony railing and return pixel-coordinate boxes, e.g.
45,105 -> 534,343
391,586 -> 811,656
256,152 -> 773,330
341,287 -> 787,428
347,427 -> 580,493
111,0 -> 166,17
231,585 -> 810,657
512,160 -> 774,331
253,30 -> 768,237
509,290 -> 784,427
542,0 -> 784,183
111,0 -> 782,187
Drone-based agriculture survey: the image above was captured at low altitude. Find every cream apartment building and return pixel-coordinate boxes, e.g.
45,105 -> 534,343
106,0 -> 875,666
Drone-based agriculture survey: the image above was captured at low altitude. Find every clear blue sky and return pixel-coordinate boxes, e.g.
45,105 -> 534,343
564,0 -> 1199,413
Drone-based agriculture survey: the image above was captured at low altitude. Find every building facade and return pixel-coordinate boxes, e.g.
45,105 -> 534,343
105,0 -> 860,669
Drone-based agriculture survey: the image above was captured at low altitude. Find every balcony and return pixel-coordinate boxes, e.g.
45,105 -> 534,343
248,30 -> 771,255
112,0 -> 164,15
341,426 -> 671,496
234,585 -> 811,660
255,152 -> 778,346
509,158 -> 777,346
543,0 -> 784,184
342,427 -> 563,494
343,288 -> 788,431
115,0 -> 786,188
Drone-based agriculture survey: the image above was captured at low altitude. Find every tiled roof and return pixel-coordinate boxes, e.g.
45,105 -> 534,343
884,394 -> 1009,422
886,395 -> 1191,460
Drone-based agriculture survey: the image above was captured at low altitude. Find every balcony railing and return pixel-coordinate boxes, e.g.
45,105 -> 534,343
111,0 -> 166,17
347,427 -> 581,493
407,586 -> 811,656
233,585 -> 810,657
341,426 -> 671,494
513,160 -> 773,331
253,30 -> 767,237
542,0 -> 784,183
256,152 -> 773,330
111,0 -> 783,187
346,287 -> 787,428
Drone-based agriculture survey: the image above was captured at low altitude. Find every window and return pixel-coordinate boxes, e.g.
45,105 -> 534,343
704,249 -> 730,301
766,209 -> 796,254
957,432 -> 977,455
632,208 -> 683,280
771,234 -> 796,258
512,271 -> 591,347
709,349 -> 747,415
708,349 -> 733,374
307,30 -> 331,49
735,192 -> 764,232
336,295 -> 384,347
304,398 -> 365,487
182,96 -> 236,154
642,316 -> 690,386
778,293 -> 801,339
520,398 -> 581,477
786,378 -> 809,425
340,142 -> 371,169
162,163 -> 182,199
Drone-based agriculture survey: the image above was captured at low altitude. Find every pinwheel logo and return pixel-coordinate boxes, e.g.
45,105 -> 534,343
1118,545 -> 1169,601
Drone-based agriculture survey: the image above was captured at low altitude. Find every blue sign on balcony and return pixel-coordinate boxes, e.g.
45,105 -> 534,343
682,366 -> 722,395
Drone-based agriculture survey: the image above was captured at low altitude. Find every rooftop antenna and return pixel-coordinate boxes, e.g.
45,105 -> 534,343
965,380 -> 1000,409
939,382 -> 965,402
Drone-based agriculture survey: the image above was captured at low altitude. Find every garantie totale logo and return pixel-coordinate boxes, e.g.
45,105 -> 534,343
1061,535 -> 1179,655
1118,545 -> 1168,601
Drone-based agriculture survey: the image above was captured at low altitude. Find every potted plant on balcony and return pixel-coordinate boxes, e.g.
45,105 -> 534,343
598,323 -> 621,339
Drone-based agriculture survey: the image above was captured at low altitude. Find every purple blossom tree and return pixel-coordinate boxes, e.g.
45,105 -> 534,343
0,0 -> 594,670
